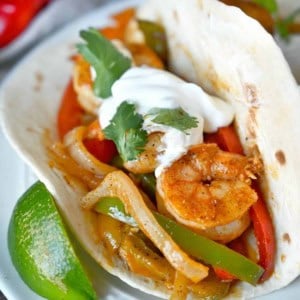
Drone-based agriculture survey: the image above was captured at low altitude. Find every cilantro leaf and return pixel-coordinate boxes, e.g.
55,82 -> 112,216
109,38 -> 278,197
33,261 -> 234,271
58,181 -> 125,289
253,0 -> 278,14
147,107 -> 198,133
77,29 -> 131,98
103,101 -> 148,161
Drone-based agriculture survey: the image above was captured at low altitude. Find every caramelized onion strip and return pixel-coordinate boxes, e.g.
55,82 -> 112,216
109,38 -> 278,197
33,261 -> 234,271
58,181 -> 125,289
64,126 -> 116,177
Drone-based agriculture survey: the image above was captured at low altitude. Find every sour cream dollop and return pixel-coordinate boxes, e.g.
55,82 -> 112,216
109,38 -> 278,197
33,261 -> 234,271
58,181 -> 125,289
99,67 -> 234,176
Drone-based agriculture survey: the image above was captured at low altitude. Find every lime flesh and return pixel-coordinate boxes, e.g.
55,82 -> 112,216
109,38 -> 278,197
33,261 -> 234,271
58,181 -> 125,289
8,181 -> 97,300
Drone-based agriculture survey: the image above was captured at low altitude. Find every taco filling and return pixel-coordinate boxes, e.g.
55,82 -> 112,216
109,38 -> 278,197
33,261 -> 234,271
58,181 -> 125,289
52,4 -> 278,299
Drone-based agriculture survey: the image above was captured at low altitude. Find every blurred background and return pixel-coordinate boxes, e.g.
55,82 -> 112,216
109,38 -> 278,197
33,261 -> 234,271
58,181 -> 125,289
0,0 -> 299,83
0,0 -> 299,299
0,0 -> 112,80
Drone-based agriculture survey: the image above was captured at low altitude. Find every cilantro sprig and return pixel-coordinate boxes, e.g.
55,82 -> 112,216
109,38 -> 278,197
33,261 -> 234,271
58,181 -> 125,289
77,29 -> 131,98
147,107 -> 198,133
103,103 -> 198,161
103,101 -> 147,162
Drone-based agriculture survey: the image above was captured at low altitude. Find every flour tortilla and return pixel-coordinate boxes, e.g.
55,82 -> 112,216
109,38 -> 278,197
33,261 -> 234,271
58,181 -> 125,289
1,0 -> 300,299
138,0 -> 300,298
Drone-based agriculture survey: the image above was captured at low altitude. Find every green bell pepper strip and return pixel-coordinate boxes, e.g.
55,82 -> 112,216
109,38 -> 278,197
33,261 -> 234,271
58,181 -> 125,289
138,20 -> 168,62
95,197 -> 264,285
96,196 -> 138,227
131,173 -> 156,200
111,154 -> 124,169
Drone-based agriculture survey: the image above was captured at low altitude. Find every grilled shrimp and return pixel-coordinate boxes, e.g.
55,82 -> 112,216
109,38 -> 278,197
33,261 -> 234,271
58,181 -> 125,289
124,132 -> 163,174
158,143 -> 262,232
73,42 -> 163,115
73,55 -> 99,114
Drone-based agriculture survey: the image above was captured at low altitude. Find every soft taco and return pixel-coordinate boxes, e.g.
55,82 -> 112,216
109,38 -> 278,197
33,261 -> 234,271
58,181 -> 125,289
2,0 -> 300,299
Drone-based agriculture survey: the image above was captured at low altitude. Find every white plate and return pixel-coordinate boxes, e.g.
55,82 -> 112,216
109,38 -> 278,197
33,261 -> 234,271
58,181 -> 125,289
0,0 -> 300,299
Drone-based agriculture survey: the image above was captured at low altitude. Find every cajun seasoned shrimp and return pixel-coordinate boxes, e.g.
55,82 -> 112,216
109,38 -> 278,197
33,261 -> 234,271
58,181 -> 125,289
157,143 -> 262,231
124,132 -> 163,174
196,213 -> 251,244
73,42 -> 163,115
73,55 -> 99,114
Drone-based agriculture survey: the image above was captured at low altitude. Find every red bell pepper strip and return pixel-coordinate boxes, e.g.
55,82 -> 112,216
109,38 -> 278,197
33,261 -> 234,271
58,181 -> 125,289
250,183 -> 276,282
214,268 -> 236,282
0,0 -> 50,48
57,79 -> 84,140
207,125 -> 275,282
83,120 -> 118,164
57,81 -> 117,163
214,238 -> 247,281
83,138 -> 117,164
205,124 -> 244,155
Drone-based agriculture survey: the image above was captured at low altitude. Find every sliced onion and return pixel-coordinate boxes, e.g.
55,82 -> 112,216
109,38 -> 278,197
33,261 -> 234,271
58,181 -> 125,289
64,126 -> 116,177
81,170 -> 209,283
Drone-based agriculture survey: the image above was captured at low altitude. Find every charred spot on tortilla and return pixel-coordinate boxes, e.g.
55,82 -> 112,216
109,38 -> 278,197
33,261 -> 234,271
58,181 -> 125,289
246,120 -> 256,139
33,71 -> 44,92
25,127 -> 37,133
246,107 -> 258,140
206,63 -> 231,94
275,150 -> 286,165
244,83 -> 259,106
283,233 -> 291,244
249,107 -> 257,125
173,10 -> 179,22
281,255 -> 286,263
35,71 -> 44,84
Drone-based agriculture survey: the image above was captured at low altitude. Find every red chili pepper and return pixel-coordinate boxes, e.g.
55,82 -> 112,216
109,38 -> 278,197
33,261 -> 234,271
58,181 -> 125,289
207,125 -> 276,282
83,138 -> 117,164
0,0 -> 50,48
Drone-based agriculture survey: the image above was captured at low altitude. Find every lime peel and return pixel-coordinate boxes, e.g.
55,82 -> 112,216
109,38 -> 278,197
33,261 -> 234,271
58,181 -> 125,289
8,181 -> 97,300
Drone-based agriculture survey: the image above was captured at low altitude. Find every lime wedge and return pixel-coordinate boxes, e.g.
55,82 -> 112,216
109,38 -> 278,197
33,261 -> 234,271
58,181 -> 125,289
8,181 -> 97,300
